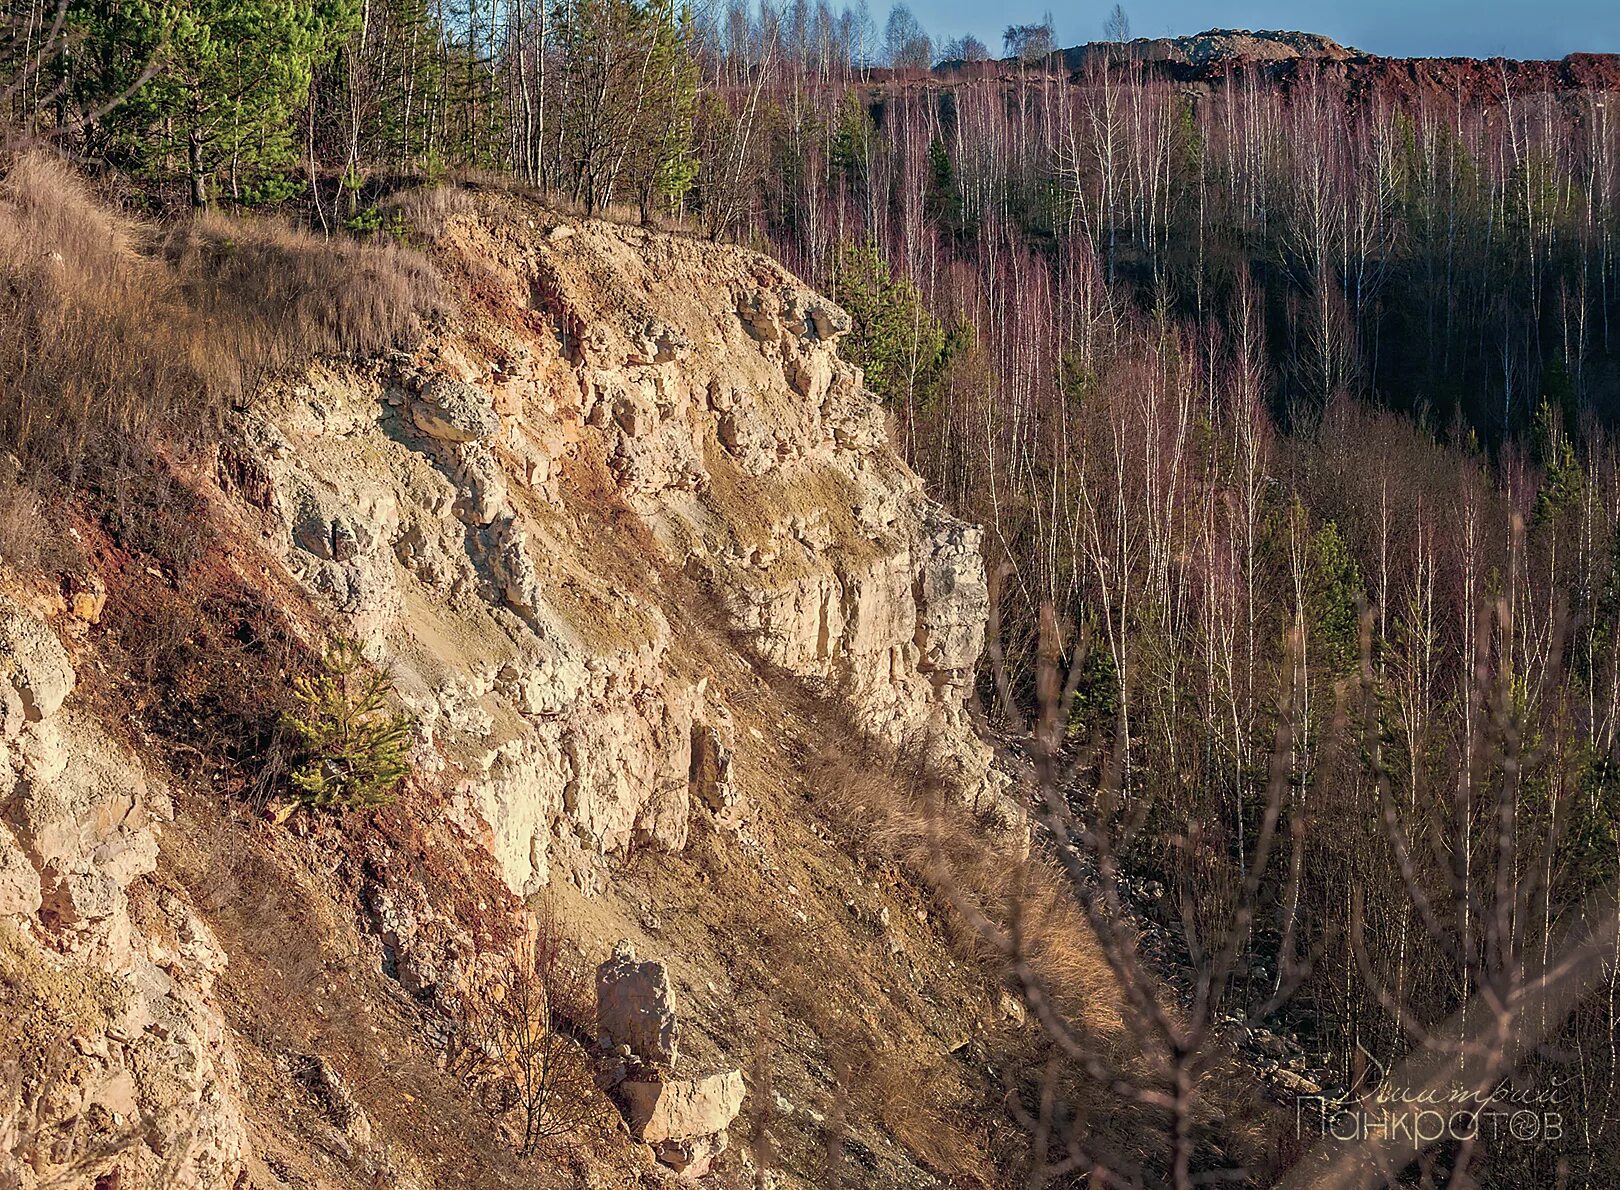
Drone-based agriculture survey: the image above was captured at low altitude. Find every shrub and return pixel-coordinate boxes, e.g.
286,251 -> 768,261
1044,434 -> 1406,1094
282,639 -> 413,809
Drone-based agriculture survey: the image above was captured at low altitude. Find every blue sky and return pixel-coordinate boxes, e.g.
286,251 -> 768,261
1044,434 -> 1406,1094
905,0 -> 1620,61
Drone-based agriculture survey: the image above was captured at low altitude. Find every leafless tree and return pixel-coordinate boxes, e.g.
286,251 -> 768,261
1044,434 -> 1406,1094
455,898 -> 599,1157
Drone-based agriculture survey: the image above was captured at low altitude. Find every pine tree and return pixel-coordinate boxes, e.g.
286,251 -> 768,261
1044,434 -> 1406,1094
832,240 -> 952,409
1306,520 -> 1363,677
283,639 -> 413,809
628,0 -> 699,219
85,0 -> 360,205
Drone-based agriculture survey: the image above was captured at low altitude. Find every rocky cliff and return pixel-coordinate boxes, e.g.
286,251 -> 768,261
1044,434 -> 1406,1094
936,28 -> 1620,104
1,188 -> 1070,1188
1062,28 -> 1360,69
241,196 -> 1009,905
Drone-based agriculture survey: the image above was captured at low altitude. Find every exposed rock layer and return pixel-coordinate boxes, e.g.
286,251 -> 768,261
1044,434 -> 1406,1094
3,192 -> 1017,1188
247,197 -> 1007,906
0,596 -> 247,1188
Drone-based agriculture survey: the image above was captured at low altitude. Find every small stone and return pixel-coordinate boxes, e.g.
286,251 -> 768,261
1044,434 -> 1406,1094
996,989 -> 1027,1027
66,573 -> 107,624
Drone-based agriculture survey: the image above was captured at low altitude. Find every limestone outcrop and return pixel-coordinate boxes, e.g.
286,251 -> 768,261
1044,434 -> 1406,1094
0,596 -> 247,1188
0,185 -> 1094,1189
240,196 -> 1011,914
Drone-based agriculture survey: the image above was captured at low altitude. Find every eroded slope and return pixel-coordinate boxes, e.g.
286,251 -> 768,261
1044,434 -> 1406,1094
3,190 -> 1111,1189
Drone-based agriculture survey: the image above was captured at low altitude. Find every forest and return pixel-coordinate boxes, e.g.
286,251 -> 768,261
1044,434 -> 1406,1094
7,0 -> 1620,1184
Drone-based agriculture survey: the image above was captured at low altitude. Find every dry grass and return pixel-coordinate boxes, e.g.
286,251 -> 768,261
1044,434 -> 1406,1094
0,152 -> 198,467
441,169 -> 703,236
719,686 -> 1133,1182
159,791 -> 586,1190
802,727 -> 1125,1040
0,150 -> 440,482
777,714 -> 1178,1182
161,210 -> 443,387
0,458 -> 69,571
649,580 -> 1138,1181
382,184 -> 477,241
851,1049 -> 998,1185
694,826 -> 1004,1187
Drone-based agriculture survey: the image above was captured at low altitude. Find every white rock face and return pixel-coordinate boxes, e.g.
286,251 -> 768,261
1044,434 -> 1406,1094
410,376 -> 501,443
915,507 -> 992,700
690,719 -> 737,813
0,597 -> 247,1189
245,208 -> 1011,909
0,594 -> 75,724
0,820 -> 40,916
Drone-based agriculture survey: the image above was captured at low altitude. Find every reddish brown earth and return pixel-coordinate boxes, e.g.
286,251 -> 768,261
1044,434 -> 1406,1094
1180,52 -> 1620,106
934,29 -> 1620,109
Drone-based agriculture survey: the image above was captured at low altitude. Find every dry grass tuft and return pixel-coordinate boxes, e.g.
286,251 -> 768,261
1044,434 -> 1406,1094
161,211 -> 443,389
0,457 -> 71,571
0,152 -> 200,467
0,150 -> 441,480
383,184 -> 476,241
850,1049 -> 997,1185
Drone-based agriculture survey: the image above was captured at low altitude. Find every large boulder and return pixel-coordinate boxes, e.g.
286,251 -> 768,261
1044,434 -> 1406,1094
596,940 -> 680,1069
620,1069 -> 746,1144
914,507 -> 990,695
